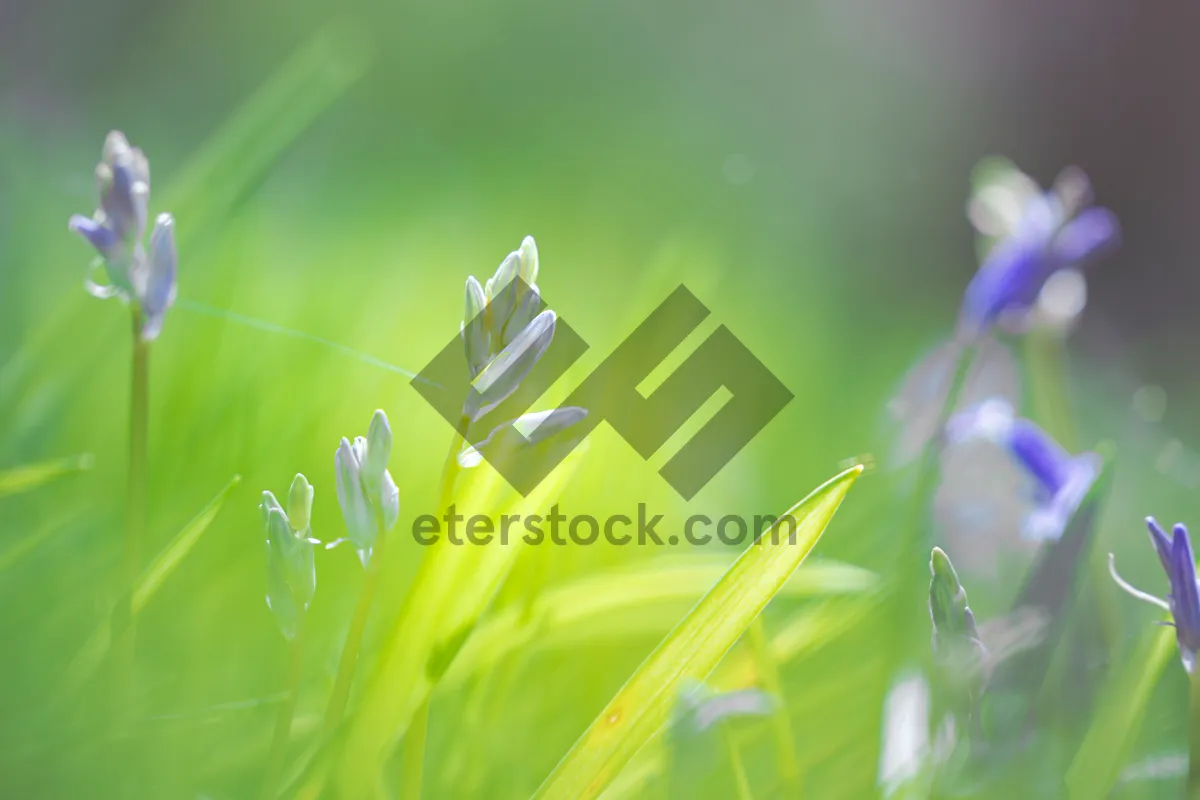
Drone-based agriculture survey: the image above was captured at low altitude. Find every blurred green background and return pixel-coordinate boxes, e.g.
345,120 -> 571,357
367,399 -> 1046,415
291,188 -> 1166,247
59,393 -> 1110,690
3,1 -> 1200,797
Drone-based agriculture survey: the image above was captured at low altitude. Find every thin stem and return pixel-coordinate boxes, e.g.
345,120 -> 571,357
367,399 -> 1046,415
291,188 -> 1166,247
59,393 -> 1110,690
322,504 -> 388,739
722,726 -> 755,800
1189,670 -> 1200,799
1023,328 -> 1077,452
117,314 -> 149,707
394,428 -> 462,800
906,342 -> 976,543
398,696 -> 430,800
1107,554 -> 1170,612
747,618 -> 798,790
261,615 -> 307,800
897,343 -> 977,660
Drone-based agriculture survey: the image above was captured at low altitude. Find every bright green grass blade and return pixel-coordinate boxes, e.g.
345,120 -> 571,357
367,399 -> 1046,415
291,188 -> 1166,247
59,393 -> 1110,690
131,474 -> 241,614
326,449 -> 589,797
65,475 -> 241,689
1065,625 -> 1175,799
596,595 -> 878,800
0,453 -> 93,498
532,465 -> 862,800
442,557 -> 876,690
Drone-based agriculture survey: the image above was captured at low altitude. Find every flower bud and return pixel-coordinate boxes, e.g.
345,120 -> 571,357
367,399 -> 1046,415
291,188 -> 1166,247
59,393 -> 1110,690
462,276 -> 490,377
287,473 -> 314,532
486,250 -> 521,338
464,309 -> 556,421
140,214 -> 177,341
262,489 -> 317,640
335,437 -> 374,559
362,410 -> 392,496
517,235 -> 539,286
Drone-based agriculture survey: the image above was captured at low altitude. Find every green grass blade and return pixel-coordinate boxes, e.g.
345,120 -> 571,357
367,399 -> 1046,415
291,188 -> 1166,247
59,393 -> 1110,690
1065,625 -> 1176,799
442,558 -> 875,690
131,474 -> 242,614
65,475 -> 241,689
532,464 -> 862,800
0,453 -> 93,498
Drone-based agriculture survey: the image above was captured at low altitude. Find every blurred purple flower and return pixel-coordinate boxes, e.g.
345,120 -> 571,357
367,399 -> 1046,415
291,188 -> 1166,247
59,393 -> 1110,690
68,131 -> 177,341
1110,518 -> 1200,674
959,160 -> 1119,339
947,398 -> 1099,542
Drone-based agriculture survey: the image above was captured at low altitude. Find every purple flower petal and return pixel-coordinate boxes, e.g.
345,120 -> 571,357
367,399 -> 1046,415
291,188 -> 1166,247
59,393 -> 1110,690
1052,207 -> 1120,266
68,214 -> 118,257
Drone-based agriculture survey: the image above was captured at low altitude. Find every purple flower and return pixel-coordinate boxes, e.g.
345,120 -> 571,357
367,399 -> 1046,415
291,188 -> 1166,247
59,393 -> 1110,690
947,398 -> 1100,541
1109,518 -> 1200,674
959,161 -> 1119,339
68,131 -> 177,341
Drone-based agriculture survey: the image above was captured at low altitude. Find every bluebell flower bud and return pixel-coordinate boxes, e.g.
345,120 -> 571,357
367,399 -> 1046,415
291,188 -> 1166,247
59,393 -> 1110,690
287,473 -> 314,533
929,547 -> 989,709
517,235 -> 539,286
502,282 -> 542,347
464,309 -> 556,422
261,486 -> 317,640
462,276 -> 490,378
69,131 -> 178,342
485,251 -> 521,340
1110,518 -> 1200,674
947,398 -> 1099,541
458,406 -> 588,468
332,413 -> 401,567
959,160 -> 1120,339
362,410 -> 392,497
139,214 -> 177,341
335,437 -> 375,563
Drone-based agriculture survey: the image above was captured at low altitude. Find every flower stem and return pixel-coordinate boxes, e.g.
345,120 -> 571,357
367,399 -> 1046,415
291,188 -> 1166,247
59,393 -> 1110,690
118,314 -> 149,706
322,504 -> 388,739
394,428 -> 463,800
398,696 -> 430,800
748,618 -> 798,790
1023,328 -> 1077,451
897,343 -> 977,661
723,725 -> 755,800
1189,670 -> 1200,799
261,615 -> 307,800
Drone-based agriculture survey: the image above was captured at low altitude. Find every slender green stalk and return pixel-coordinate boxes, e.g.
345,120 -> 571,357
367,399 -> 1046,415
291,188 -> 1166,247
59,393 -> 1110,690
894,343 -> 977,666
396,427 -> 463,800
322,505 -> 389,738
117,314 -> 150,706
1023,329 -> 1076,451
722,727 -> 754,800
398,696 -> 430,800
261,615 -> 307,800
1189,670 -> 1200,800
906,343 -> 976,542
747,618 -> 798,790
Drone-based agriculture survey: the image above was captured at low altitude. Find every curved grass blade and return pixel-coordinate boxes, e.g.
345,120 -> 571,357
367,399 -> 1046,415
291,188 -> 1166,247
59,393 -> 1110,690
0,453 -> 93,498
65,474 -> 241,689
442,558 -> 875,690
532,465 -> 862,800
1065,625 -> 1175,798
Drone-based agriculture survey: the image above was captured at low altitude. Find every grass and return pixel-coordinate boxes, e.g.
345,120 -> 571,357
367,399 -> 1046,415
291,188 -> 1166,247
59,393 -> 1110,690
2,13 -> 1199,800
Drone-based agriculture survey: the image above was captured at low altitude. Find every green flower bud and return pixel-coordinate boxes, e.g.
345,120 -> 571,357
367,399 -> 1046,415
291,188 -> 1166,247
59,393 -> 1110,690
287,473 -> 314,532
